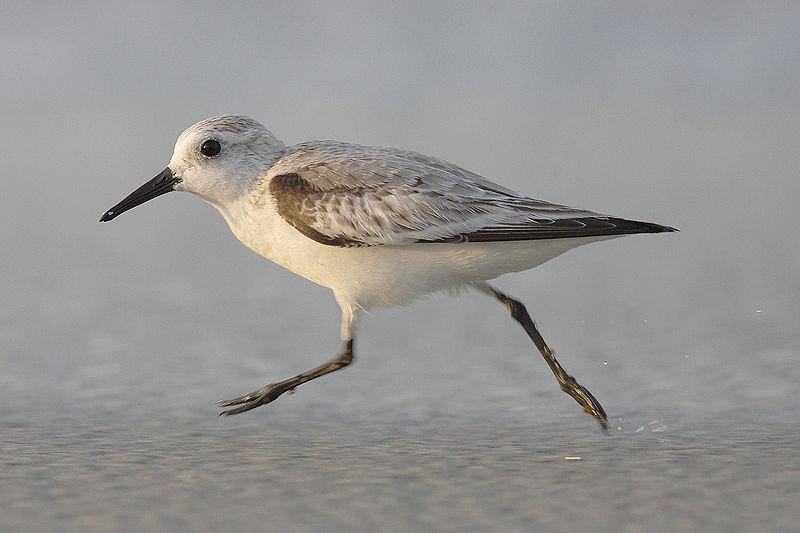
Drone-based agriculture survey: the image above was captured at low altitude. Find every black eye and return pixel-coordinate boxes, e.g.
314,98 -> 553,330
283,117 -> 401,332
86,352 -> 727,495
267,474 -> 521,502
200,139 -> 221,157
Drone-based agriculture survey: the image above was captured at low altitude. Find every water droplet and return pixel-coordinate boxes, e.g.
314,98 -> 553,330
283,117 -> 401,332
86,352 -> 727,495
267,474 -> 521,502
755,308 -> 763,313
603,360 -> 608,365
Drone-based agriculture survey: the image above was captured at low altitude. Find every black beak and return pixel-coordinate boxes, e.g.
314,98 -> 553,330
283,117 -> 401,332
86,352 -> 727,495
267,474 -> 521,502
99,167 -> 180,222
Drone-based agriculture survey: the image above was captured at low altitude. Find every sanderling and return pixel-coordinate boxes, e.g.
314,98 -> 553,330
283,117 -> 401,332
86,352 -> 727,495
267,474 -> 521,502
100,115 -> 676,429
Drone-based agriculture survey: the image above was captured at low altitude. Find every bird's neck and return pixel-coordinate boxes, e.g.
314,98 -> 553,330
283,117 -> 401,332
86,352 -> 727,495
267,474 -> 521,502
208,192 -> 278,262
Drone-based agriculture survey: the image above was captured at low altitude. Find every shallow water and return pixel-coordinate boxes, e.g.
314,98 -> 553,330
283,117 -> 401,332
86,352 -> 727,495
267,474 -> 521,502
3,402 -> 798,532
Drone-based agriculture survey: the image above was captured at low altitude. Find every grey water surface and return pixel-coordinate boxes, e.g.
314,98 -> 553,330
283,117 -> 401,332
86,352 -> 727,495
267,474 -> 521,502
2,3 -> 799,532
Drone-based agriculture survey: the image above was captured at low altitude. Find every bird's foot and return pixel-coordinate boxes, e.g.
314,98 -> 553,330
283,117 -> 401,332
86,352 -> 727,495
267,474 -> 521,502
559,376 -> 609,431
216,381 -> 294,416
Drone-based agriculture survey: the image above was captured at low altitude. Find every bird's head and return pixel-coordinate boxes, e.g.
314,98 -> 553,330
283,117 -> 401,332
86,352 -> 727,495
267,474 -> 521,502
100,115 -> 286,222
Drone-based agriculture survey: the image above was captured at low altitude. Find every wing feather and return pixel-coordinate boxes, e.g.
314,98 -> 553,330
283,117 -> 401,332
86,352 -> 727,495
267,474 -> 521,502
265,142 -> 675,247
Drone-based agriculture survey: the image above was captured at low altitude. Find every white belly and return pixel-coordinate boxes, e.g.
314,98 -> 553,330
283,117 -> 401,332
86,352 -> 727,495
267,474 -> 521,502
217,197 -> 614,308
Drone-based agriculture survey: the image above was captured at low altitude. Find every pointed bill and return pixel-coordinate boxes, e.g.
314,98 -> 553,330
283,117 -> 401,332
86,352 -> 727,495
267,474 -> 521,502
99,167 -> 180,222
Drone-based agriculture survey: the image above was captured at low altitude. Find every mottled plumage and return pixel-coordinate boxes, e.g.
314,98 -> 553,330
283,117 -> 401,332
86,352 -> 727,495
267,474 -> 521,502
263,140 -> 671,247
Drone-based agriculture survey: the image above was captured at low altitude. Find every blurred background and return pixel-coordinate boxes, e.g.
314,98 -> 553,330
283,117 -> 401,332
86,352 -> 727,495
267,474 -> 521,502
2,2 -> 799,532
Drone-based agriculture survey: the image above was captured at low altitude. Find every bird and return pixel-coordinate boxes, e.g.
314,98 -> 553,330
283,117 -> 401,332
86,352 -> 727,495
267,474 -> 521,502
100,115 -> 676,429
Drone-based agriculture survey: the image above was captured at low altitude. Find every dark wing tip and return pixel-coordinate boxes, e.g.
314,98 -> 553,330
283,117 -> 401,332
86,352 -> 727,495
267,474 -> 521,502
609,218 -> 678,235
420,217 -> 678,244
536,216 -> 679,239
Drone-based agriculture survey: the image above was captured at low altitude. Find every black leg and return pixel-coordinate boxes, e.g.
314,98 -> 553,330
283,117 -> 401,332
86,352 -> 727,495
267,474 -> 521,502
217,339 -> 355,416
484,286 -> 608,430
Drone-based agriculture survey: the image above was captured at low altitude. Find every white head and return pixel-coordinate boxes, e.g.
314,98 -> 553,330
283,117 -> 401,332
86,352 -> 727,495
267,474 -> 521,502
100,115 -> 286,221
170,115 -> 286,204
